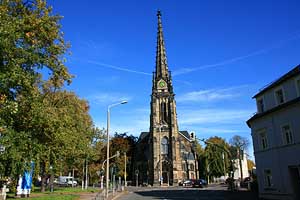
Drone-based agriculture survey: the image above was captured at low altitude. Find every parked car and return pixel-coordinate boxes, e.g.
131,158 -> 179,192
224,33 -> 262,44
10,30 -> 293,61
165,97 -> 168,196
178,180 -> 183,186
182,179 -> 207,188
57,176 -> 77,187
183,179 -> 194,187
192,179 -> 207,188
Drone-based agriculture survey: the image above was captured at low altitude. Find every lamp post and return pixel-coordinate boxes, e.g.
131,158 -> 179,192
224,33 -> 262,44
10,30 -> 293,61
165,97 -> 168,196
106,100 -> 127,198
124,152 -> 127,187
222,152 -> 226,179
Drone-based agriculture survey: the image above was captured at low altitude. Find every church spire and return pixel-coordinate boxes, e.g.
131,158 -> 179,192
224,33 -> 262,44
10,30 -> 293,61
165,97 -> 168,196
155,10 -> 169,79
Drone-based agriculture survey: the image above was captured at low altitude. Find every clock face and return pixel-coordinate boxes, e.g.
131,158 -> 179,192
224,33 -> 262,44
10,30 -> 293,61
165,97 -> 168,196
158,80 -> 166,88
159,81 -> 165,88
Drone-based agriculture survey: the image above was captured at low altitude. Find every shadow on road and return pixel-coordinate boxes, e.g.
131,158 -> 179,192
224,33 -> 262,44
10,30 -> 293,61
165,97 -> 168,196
134,188 -> 259,200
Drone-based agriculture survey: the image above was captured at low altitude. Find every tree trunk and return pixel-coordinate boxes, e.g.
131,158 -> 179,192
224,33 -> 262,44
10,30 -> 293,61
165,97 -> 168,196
40,161 -> 46,192
238,149 -> 243,180
49,173 -> 54,192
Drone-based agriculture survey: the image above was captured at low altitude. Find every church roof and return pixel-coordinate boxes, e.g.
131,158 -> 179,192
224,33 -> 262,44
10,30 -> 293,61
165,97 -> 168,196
138,131 -> 149,142
155,10 -> 169,79
179,131 -> 192,141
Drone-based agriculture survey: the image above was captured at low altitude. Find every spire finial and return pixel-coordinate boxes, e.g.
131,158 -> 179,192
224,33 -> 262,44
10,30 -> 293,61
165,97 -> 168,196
157,10 -> 161,17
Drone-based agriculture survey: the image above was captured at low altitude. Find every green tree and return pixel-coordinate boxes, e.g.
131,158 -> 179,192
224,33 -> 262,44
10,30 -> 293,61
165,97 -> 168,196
87,127 -> 106,185
109,133 -> 137,179
0,0 -> 77,191
203,137 -> 230,182
0,0 -> 72,98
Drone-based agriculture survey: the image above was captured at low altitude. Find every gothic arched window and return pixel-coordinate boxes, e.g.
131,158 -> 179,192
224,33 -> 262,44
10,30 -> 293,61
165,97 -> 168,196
160,101 -> 168,123
161,137 -> 168,155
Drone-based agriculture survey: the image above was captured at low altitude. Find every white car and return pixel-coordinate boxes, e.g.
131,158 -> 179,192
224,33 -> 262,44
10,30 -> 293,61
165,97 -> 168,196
67,180 -> 77,187
58,176 -> 77,187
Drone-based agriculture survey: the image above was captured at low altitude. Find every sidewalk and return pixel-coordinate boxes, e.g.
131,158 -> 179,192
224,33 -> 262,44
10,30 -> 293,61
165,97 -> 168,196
80,189 -> 126,200
79,192 -> 102,200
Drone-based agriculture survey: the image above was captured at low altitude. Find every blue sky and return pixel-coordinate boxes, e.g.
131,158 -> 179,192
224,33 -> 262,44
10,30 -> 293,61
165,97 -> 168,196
48,0 -> 300,159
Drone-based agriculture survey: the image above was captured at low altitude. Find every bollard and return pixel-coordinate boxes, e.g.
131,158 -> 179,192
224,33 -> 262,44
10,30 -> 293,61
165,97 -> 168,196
100,176 -> 104,189
1,185 -> 8,200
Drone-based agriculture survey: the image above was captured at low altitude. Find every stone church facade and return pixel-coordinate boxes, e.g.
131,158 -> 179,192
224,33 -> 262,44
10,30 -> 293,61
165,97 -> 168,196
134,11 -> 197,186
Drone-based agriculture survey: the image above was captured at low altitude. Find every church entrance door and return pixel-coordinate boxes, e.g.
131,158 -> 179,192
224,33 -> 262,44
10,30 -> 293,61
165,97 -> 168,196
162,161 -> 169,184
162,171 -> 168,184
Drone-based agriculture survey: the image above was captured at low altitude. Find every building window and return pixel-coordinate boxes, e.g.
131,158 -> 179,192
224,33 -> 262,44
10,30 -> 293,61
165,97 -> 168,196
180,141 -> 186,152
161,137 -> 168,155
191,173 -> 195,179
258,130 -> 268,150
264,169 -> 272,188
183,172 -> 187,179
190,164 -> 194,171
174,173 -> 177,179
182,163 -> 186,171
257,98 -> 265,112
281,124 -> 293,145
275,88 -> 285,105
296,78 -> 300,97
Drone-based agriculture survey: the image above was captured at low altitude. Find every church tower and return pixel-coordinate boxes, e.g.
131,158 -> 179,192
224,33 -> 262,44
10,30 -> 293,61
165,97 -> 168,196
149,10 -> 182,185
135,10 -> 196,186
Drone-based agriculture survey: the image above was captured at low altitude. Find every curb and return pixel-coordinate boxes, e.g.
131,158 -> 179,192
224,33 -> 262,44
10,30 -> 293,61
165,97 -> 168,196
110,190 -> 127,200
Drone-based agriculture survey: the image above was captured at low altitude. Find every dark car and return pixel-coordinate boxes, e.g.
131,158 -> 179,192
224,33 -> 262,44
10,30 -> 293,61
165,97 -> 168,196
192,179 -> 207,188
178,181 -> 183,186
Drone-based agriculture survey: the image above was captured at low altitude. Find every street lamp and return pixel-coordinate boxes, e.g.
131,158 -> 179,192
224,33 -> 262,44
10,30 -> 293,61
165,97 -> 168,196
124,152 -> 127,187
106,100 -> 127,198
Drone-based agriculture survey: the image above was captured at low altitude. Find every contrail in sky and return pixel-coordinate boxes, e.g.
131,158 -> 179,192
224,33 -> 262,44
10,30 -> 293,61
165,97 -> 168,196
173,32 -> 300,76
87,60 -> 152,76
86,32 -> 300,76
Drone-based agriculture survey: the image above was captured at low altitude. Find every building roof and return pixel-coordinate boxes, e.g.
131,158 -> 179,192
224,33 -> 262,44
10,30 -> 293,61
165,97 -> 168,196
179,131 -> 191,141
253,65 -> 300,98
247,97 -> 300,127
138,132 -> 149,142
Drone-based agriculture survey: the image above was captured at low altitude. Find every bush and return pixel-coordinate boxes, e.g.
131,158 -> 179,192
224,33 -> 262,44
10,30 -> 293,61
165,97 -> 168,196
8,179 -> 17,194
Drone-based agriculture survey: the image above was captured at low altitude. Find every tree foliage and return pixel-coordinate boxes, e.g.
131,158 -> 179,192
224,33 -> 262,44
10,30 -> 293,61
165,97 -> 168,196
110,133 -> 137,178
0,0 -> 72,98
0,0 -> 96,192
202,137 -> 230,180
247,159 -> 255,171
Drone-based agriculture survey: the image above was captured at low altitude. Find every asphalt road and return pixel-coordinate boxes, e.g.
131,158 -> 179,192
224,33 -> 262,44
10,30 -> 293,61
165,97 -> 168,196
116,184 -> 259,200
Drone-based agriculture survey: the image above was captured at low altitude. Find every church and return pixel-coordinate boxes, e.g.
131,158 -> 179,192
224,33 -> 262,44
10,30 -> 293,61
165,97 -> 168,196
134,11 -> 197,186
